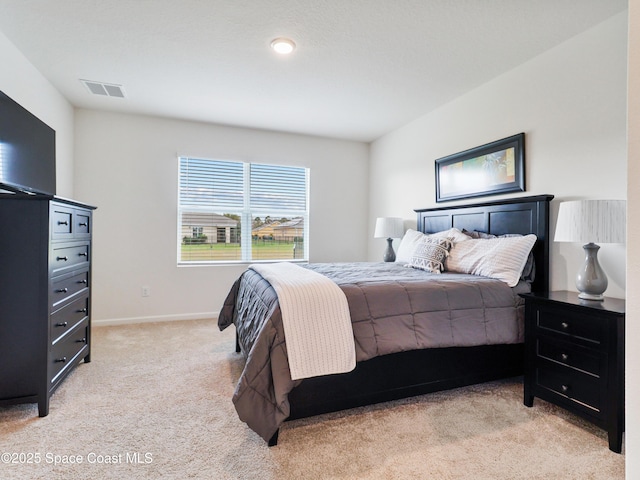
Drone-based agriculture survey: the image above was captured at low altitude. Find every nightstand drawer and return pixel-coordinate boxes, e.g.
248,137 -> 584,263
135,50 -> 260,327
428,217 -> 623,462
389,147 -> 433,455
537,362 -> 601,413
536,306 -> 603,344
537,337 -> 601,377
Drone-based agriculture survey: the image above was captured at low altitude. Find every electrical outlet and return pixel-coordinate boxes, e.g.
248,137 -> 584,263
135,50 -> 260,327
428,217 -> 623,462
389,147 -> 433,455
142,286 -> 151,297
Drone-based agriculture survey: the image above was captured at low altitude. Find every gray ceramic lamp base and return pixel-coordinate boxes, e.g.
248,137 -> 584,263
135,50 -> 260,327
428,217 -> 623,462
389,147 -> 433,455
383,238 -> 396,262
576,242 -> 608,301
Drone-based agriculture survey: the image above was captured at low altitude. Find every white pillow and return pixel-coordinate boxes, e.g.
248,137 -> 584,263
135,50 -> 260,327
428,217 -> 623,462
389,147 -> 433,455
395,229 -> 425,263
396,228 -> 470,264
445,234 -> 537,287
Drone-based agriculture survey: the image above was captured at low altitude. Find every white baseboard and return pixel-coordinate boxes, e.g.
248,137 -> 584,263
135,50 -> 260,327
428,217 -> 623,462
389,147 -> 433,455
93,311 -> 219,327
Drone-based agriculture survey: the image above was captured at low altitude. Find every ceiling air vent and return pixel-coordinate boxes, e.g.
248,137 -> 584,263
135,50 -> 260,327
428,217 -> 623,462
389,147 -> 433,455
80,79 -> 125,98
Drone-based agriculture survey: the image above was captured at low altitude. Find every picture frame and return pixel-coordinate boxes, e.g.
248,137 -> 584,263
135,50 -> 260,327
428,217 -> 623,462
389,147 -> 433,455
435,133 -> 525,203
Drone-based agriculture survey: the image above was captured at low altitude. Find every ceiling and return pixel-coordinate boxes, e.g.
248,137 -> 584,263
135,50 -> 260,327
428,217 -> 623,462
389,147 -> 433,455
0,1 -> 628,142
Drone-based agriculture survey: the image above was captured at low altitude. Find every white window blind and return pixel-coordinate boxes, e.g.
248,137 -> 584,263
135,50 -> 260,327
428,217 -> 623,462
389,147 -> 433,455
178,157 -> 309,263
250,164 -> 307,212
179,158 -> 243,209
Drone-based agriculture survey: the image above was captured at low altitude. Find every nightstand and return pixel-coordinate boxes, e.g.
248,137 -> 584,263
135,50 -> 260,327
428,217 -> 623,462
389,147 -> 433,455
520,291 -> 625,453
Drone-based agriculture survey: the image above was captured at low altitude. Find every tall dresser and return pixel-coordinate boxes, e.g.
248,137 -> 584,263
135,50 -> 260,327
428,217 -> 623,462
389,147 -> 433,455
0,194 -> 96,416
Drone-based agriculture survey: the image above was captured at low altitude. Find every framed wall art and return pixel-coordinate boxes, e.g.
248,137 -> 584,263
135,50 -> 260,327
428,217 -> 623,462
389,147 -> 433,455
435,133 -> 525,203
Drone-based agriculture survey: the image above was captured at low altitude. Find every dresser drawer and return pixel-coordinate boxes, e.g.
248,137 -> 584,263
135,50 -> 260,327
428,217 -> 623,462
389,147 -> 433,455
537,337 -> 601,377
50,322 -> 89,385
537,362 -> 602,413
51,270 -> 89,310
50,295 -> 89,342
536,305 -> 603,344
50,243 -> 90,276
51,203 -> 92,241
75,211 -> 91,237
51,205 -> 73,238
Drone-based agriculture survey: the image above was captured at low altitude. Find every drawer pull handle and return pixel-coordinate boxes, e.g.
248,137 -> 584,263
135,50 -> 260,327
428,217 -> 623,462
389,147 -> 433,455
78,279 -> 88,284
561,353 -> 569,362
561,384 -> 569,393
76,337 -> 87,344
57,256 -> 68,262
79,252 -> 88,257
78,222 -> 88,227
56,288 -> 69,293
561,322 -> 569,330
77,308 -> 88,314
55,357 -> 67,363
55,322 -> 68,327
57,221 -> 68,226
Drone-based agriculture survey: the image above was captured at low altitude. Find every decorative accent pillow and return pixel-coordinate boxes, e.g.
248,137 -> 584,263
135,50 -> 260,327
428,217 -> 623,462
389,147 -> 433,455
445,234 -> 537,287
406,236 -> 453,273
396,227 -> 470,264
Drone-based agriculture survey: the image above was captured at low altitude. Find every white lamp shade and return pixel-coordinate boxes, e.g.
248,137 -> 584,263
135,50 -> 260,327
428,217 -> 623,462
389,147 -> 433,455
554,200 -> 626,244
374,217 -> 404,239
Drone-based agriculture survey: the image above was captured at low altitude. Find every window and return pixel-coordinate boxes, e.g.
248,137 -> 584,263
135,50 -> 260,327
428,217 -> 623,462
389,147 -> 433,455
178,156 -> 309,263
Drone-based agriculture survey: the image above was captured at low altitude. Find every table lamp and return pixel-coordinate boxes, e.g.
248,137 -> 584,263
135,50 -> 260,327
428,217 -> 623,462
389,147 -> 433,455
374,217 -> 404,262
554,199 -> 626,301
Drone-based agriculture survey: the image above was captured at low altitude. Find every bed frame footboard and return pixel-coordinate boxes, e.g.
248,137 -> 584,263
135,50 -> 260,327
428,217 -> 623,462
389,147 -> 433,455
285,343 -> 524,422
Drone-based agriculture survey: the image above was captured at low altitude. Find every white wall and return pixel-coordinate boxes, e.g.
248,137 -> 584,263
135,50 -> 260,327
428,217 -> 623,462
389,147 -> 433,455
74,110 -> 369,324
369,11 -> 628,299
626,0 -> 639,475
0,31 -> 75,197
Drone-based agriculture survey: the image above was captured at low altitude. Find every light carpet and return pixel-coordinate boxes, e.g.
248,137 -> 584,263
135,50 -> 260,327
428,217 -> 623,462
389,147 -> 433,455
0,319 -> 625,479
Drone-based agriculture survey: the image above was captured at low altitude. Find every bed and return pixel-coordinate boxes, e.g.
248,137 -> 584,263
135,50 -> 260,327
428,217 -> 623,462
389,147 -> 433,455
218,194 -> 553,445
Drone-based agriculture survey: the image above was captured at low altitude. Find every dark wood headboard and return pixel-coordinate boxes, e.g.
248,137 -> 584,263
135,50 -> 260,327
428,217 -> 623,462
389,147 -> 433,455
414,194 -> 554,293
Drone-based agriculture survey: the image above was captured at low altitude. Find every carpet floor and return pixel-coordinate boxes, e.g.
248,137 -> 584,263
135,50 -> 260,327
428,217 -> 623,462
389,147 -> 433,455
0,319 -> 625,479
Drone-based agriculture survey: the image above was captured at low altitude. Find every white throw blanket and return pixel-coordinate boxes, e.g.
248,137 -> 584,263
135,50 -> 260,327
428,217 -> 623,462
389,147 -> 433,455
249,262 -> 356,381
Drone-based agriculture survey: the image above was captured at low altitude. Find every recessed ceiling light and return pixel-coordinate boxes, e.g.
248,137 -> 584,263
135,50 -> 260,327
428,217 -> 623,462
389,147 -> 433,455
270,37 -> 296,55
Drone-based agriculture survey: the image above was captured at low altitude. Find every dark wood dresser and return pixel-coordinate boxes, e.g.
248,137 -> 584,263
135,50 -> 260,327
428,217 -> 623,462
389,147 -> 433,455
521,291 -> 625,453
0,194 -> 96,416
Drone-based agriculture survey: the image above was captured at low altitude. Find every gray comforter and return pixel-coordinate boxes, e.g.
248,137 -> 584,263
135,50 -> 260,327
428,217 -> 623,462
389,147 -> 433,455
218,262 -> 529,441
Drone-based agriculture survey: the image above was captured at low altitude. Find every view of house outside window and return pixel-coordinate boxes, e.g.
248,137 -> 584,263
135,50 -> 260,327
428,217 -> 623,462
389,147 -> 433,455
178,157 -> 309,263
